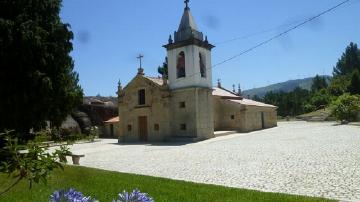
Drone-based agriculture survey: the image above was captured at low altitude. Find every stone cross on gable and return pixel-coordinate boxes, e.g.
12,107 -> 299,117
137,54 -> 144,75
136,54 -> 144,69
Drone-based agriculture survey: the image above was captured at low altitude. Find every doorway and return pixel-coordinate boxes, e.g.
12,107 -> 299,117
261,112 -> 265,129
110,124 -> 114,137
138,116 -> 148,141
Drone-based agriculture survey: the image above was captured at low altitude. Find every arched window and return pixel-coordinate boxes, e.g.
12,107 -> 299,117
199,53 -> 206,78
177,51 -> 186,78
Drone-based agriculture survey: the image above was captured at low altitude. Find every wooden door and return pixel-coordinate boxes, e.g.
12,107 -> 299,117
261,112 -> 265,129
138,116 -> 148,141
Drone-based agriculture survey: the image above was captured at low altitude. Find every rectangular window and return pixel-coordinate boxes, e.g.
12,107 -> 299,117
180,124 -> 187,131
231,115 -> 235,120
154,124 -> 159,131
179,102 -> 186,108
127,125 -> 132,131
138,89 -> 145,105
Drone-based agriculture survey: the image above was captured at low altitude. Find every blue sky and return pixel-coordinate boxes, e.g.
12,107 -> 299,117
60,0 -> 360,96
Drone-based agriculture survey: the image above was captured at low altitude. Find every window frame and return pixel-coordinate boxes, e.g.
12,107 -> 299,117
199,52 -> 206,78
176,51 -> 186,78
180,124 -> 187,131
179,101 -> 186,108
138,89 -> 146,105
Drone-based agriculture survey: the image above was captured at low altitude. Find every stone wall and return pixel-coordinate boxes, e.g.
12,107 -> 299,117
242,106 -> 277,132
118,76 -> 171,142
213,97 -> 277,132
102,122 -> 121,138
170,87 -> 214,139
213,97 -> 245,131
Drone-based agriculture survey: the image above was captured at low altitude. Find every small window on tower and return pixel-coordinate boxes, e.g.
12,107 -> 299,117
179,102 -> 186,108
127,125 -> 132,131
177,51 -> 186,78
180,124 -> 187,131
231,115 -> 235,120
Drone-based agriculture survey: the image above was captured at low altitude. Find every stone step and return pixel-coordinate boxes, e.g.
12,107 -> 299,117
214,131 -> 237,137
168,136 -> 200,142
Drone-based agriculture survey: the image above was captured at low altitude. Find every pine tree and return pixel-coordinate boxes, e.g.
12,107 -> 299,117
0,0 -> 83,134
348,70 -> 360,95
333,42 -> 360,76
311,75 -> 328,92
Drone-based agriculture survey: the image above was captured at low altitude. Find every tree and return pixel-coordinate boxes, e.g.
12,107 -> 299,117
311,75 -> 328,92
348,69 -> 360,95
310,89 -> 331,108
333,42 -> 360,76
157,57 -> 168,76
252,95 -> 262,102
330,94 -> 360,122
328,75 -> 351,96
0,0 -> 83,134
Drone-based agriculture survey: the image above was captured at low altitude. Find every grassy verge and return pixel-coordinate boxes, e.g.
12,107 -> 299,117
0,166 -> 334,202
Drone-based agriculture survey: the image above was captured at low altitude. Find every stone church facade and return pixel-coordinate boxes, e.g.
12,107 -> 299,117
117,2 -> 277,142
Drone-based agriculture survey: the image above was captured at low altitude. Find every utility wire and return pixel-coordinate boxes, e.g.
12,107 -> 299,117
214,19 -> 303,45
212,0 -> 351,68
170,0 -> 351,85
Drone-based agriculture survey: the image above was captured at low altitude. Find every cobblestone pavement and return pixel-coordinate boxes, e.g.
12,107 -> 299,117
65,122 -> 360,201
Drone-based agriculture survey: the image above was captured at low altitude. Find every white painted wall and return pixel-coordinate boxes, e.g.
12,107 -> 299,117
167,45 -> 212,90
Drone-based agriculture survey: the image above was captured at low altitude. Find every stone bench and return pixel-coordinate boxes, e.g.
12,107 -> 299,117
68,154 -> 85,165
39,141 -> 55,148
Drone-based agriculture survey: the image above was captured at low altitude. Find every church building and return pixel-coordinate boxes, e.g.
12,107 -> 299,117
116,1 -> 277,142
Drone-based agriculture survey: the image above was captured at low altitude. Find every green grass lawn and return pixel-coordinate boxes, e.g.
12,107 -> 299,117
0,166 -> 334,202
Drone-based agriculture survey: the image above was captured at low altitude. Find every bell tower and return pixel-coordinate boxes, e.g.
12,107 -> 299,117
163,0 -> 215,140
164,0 -> 214,90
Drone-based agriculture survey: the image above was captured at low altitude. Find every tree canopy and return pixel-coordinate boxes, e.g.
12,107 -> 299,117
0,0 -> 83,133
311,75 -> 328,92
157,57 -> 168,76
333,42 -> 360,76
348,70 -> 360,95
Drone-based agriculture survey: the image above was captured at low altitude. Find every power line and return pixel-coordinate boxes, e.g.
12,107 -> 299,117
170,0 -> 351,86
214,19 -> 303,45
212,0 -> 351,68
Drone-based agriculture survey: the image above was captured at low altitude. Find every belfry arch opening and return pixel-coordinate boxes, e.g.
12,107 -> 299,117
199,52 -> 206,78
177,51 -> 186,78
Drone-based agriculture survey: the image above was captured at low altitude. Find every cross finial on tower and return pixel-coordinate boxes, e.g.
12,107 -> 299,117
184,0 -> 189,9
136,54 -> 144,75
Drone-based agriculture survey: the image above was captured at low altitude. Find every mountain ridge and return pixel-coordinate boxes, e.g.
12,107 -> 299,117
243,75 -> 331,98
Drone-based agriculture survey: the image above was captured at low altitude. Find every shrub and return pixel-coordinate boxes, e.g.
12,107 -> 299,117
0,130 -> 68,194
330,94 -> 360,122
310,89 -> 331,108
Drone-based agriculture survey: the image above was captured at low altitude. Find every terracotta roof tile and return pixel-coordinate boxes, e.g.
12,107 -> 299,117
144,76 -> 164,86
104,116 -> 119,123
229,99 -> 277,108
212,87 -> 239,98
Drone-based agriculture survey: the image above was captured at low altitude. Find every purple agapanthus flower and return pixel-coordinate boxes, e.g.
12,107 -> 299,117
50,188 -> 98,202
113,189 -> 154,202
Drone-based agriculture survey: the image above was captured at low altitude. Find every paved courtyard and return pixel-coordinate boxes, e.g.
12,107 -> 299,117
65,122 -> 360,201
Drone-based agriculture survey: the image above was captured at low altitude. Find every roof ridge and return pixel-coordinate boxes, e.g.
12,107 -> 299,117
217,86 -> 239,96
